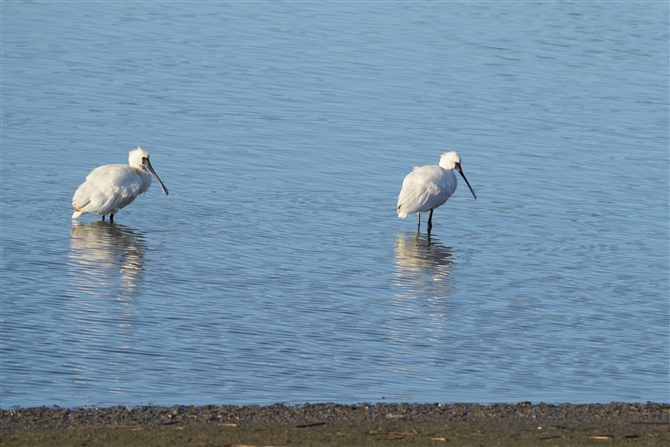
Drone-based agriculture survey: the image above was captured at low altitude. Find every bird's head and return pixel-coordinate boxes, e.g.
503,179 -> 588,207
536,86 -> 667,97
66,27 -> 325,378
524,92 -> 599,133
129,147 -> 151,169
129,147 -> 169,196
438,151 -> 461,170
440,151 -> 476,199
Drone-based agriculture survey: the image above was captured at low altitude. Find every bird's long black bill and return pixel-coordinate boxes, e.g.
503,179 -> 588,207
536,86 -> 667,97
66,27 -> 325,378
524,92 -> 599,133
456,166 -> 477,199
146,160 -> 169,196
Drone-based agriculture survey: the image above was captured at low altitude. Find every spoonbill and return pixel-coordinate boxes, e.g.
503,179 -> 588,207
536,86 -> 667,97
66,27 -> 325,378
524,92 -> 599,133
72,147 -> 169,221
397,151 -> 476,232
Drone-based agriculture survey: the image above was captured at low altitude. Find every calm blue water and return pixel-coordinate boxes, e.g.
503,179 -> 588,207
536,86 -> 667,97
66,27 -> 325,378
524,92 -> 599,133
2,1 -> 668,408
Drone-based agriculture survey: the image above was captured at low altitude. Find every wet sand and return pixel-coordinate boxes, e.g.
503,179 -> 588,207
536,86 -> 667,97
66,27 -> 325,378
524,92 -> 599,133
1,402 -> 668,446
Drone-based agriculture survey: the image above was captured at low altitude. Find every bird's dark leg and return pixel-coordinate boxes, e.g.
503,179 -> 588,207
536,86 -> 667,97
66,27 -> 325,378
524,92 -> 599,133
417,213 -> 421,231
110,213 -> 114,222
427,209 -> 434,233
102,215 -> 105,221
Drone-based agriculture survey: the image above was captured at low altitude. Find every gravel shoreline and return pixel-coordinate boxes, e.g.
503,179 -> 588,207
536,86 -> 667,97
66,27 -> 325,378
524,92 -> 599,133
2,402 -> 669,446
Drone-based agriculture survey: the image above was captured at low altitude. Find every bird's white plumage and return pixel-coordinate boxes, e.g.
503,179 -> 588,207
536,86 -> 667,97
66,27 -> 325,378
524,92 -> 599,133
72,147 -> 168,220
397,151 -> 476,228
397,164 -> 457,218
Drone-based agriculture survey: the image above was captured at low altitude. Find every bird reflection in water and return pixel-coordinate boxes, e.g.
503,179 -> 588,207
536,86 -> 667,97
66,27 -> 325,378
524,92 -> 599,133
69,220 -> 146,301
393,232 -> 454,299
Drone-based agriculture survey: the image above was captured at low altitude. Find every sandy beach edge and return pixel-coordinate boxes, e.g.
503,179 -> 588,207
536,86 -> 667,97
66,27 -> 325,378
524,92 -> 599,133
2,402 -> 669,446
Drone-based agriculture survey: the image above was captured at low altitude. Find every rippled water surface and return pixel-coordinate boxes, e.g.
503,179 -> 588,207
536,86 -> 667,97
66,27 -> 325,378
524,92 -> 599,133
2,2 -> 668,408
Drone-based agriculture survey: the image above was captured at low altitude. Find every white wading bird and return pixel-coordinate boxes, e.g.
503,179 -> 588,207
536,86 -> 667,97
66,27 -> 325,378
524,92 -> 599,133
397,151 -> 476,232
72,147 -> 169,221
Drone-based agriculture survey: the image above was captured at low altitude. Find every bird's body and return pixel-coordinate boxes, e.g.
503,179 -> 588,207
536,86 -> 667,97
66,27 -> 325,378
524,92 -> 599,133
72,147 -> 168,221
397,151 -> 476,231
397,164 -> 458,218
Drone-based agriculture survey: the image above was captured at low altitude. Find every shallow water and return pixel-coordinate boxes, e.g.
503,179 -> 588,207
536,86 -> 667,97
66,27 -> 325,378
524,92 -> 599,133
2,2 -> 668,407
